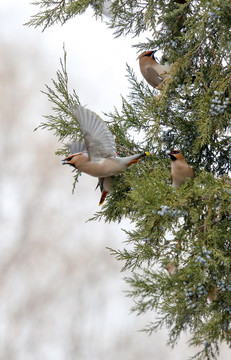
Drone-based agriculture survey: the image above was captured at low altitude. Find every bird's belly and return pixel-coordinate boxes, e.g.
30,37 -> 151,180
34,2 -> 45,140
172,176 -> 186,189
78,159 -> 123,178
172,170 -> 193,189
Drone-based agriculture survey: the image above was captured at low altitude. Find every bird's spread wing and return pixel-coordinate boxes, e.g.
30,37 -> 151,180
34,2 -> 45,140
71,105 -> 117,161
68,139 -> 87,155
145,66 -> 163,87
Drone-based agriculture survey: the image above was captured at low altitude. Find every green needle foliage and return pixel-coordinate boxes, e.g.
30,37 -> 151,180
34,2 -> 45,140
29,1 -> 231,358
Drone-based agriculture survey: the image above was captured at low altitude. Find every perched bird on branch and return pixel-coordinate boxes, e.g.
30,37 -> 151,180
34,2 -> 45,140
169,150 -> 194,189
63,105 -> 149,205
138,51 -> 171,89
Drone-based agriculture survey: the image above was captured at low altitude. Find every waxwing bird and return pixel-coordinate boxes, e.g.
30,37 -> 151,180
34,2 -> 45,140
67,139 -> 114,205
207,285 -> 218,302
169,150 -> 194,189
165,261 -> 177,275
138,51 -> 171,89
63,105 -> 149,204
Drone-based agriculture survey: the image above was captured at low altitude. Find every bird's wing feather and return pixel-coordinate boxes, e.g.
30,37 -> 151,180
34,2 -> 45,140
68,139 -> 87,154
144,66 -> 163,87
71,105 -> 117,161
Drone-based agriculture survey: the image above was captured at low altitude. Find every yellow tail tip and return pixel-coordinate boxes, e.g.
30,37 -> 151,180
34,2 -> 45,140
145,151 -> 150,156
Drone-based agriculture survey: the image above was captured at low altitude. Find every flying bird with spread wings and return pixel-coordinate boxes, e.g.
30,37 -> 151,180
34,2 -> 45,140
63,106 -> 149,205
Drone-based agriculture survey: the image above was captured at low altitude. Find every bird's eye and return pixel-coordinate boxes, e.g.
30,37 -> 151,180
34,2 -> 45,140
171,150 -> 179,154
144,51 -> 154,58
67,155 -> 74,161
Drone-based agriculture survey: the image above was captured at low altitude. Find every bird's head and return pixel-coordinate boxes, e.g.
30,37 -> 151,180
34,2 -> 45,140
169,150 -> 185,161
138,50 -> 155,60
62,153 -> 83,168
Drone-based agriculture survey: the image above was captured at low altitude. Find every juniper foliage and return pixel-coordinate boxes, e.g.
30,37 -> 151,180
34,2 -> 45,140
29,1 -> 231,359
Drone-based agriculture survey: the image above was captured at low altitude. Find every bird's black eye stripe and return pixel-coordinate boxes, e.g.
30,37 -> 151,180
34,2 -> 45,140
171,150 -> 179,154
144,52 -> 153,57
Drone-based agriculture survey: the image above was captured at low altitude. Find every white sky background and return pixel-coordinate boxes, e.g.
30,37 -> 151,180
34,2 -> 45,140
0,1 -> 230,359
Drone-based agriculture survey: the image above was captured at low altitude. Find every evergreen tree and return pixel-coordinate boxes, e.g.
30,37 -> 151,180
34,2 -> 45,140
28,1 -> 231,358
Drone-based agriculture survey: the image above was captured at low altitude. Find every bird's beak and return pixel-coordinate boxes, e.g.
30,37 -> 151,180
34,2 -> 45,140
62,159 -> 76,168
62,159 -> 69,165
